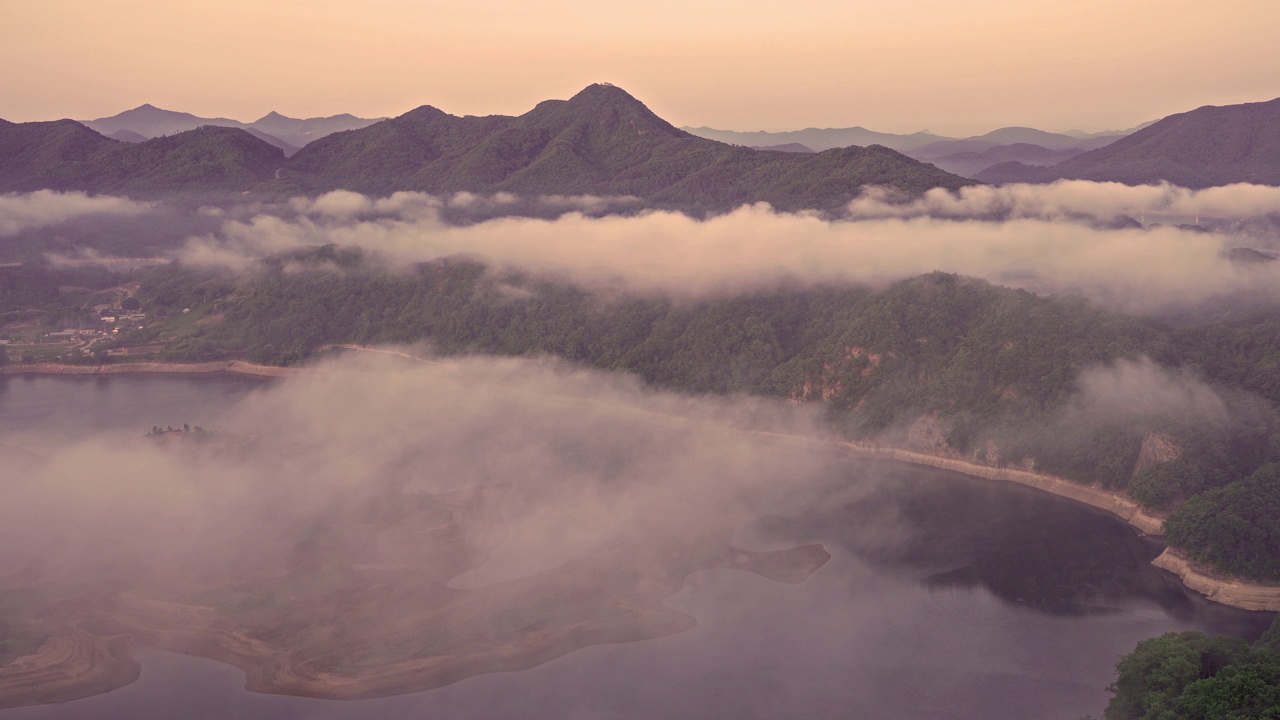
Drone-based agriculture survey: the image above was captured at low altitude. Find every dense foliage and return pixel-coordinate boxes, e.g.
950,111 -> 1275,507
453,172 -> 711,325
10,250 -> 1280,582
1105,618 -> 1280,719
0,121 -> 284,195
1165,465 -> 1280,580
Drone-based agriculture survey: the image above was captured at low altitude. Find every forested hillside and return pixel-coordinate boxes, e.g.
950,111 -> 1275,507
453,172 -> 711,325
17,252 -> 1260,580
978,97 -> 1280,187
7,252 -> 1280,580
1104,617 -> 1280,719
0,85 -> 972,210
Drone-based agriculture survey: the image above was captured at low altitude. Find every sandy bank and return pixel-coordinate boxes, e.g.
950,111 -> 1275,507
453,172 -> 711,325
0,629 -> 138,710
0,360 -> 300,378
767,434 -> 1277,613
750,432 -> 1166,536
1152,549 -> 1280,612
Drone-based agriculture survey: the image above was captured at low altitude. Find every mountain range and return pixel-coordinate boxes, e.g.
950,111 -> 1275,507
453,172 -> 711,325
682,123 -> 1135,179
976,98 -> 1280,187
0,84 -> 972,211
80,105 -> 384,156
5,88 -> 1279,202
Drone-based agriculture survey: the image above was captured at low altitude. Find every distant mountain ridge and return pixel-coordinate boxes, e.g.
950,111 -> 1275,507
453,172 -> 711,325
683,125 -> 948,153
976,97 -> 1280,187
683,123 -> 1132,179
0,85 -> 973,209
0,120 -> 286,194
80,105 -> 383,156
682,124 -> 1128,154
917,143 -> 1086,179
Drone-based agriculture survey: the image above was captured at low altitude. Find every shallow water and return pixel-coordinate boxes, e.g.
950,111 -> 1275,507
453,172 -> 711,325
0,375 -> 1272,720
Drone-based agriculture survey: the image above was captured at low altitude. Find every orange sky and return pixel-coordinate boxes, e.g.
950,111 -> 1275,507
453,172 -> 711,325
1,0 -> 1277,136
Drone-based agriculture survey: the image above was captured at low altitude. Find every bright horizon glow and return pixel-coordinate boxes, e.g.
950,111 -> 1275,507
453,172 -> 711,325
0,0 -> 1277,136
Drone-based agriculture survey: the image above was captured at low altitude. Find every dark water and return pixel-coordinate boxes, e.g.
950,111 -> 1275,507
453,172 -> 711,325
0,376 -> 1273,720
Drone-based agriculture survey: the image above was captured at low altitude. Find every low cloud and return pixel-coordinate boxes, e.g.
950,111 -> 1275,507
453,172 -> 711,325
178,186 -> 1280,313
847,180 -> 1280,224
1,353 -> 845,595
0,190 -> 151,236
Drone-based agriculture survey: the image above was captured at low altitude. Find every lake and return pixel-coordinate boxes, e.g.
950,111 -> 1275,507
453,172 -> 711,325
0,374 -> 1272,720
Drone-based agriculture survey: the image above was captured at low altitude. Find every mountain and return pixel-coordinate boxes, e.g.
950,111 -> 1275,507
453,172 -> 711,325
906,131 -> 1120,161
0,122 -> 283,194
82,103 -> 244,138
750,143 -> 815,153
964,127 -> 1122,151
684,124 -> 1133,156
279,84 -> 973,211
0,119 -> 116,191
249,111 -> 382,149
106,128 -> 147,143
81,104 -> 381,153
1062,121 -> 1156,139
976,97 -> 1280,187
916,143 -> 1086,178
243,128 -> 300,157
681,125 -> 949,153
3,85 -> 972,207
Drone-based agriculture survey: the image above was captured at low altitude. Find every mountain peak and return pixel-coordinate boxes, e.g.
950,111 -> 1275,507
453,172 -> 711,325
567,83 -> 644,107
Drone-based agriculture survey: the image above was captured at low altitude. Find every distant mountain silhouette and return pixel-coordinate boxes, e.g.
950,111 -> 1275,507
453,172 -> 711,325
750,143 -> 816,153
961,127 -> 1122,151
83,103 -> 245,139
685,124 -> 1129,156
249,111 -> 382,148
80,104 -> 381,156
243,128 -> 300,156
976,98 -> 1280,187
915,143 -> 1086,179
106,128 -> 147,143
0,121 -> 283,193
682,125 -> 948,153
1,85 -> 972,209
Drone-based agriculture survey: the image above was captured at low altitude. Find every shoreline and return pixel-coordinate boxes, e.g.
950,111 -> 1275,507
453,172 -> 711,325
4,360 -> 1275,612
1152,548 -> 1280,612
751,431 -> 1280,612
0,360 -> 301,378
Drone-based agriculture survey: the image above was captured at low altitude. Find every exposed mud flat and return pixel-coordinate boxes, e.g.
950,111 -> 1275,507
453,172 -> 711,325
0,478 -> 829,708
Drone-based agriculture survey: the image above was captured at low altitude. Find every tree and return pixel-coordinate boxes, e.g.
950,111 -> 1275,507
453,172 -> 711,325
1106,632 -> 1251,720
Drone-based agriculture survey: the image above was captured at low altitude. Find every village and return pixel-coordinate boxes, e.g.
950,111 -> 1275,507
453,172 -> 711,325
0,279 -> 181,364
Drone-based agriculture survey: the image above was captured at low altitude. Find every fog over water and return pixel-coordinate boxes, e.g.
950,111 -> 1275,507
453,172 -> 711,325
0,361 -> 1272,720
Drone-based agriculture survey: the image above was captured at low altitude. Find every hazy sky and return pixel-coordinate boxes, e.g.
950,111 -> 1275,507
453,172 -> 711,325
1,0 -> 1277,135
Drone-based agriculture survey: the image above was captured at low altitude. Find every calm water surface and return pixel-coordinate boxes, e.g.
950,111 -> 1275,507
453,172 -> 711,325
0,375 -> 1272,720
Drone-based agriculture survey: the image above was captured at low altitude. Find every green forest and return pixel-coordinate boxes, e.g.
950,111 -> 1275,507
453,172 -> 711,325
6,249 -> 1279,582
1103,617 -> 1280,719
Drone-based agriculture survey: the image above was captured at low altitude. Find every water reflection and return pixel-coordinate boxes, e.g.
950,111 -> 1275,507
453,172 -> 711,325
758,460 -> 1267,636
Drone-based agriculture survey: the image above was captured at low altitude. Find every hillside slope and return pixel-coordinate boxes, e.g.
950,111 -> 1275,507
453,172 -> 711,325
977,97 -> 1280,187
284,84 -> 972,211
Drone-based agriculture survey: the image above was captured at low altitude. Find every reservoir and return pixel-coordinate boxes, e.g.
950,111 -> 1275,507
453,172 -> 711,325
0,374 -> 1273,720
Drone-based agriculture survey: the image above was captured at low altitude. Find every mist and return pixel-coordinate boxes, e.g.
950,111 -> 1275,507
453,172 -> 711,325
0,191 -> 151,237
0,355 -> 856,669
846,180 -> 1280,224
170,185 -> 1280,314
